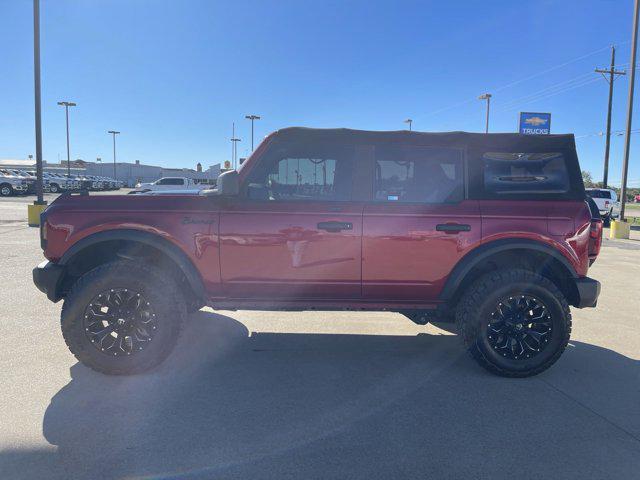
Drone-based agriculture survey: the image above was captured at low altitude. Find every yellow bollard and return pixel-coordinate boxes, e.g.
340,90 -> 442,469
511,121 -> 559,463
610,218 -> 631,239
27,202 -> 48,227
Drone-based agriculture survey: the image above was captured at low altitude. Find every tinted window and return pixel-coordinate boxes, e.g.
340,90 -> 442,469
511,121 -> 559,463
586,190 -> 612,199
483,152 -> 569,195
374,146 -> 464,203
158,178 -> 184,185
247,143 -> 354,201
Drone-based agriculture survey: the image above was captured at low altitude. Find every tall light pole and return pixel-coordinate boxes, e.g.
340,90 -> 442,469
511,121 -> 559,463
33,0 -> 44,207
245,114 -> 260,151
618,0 -> 640,227
57,101 -> 76,176
478,93 -> 492,133
230,122 -> 241,168
108,131 -> 120,179
404,118 -> 413,131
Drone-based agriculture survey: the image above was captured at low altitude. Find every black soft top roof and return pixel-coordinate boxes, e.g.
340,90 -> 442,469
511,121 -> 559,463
271,127 -> 577,152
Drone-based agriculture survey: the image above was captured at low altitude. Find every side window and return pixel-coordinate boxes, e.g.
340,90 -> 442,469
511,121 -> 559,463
247,142 -> 355,201
374,146 -> 464,203
483,152 -> 569,195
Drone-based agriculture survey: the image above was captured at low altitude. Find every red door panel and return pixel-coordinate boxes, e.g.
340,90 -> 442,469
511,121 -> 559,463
362,200 -> 481,301
219,201 -> 363,299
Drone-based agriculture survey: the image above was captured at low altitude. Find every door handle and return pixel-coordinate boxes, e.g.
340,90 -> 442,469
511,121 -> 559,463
436,223 -> 471,234
317,221 -> 353,232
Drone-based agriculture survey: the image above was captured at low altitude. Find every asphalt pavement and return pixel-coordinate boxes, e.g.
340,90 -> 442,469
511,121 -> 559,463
0,195 -> 639,479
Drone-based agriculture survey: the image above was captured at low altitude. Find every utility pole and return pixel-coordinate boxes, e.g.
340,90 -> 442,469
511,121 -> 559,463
619,0 -> 640,225
595,46 -> 626,188
478,93 -> 492,133
108,131 -> 120,179
57,101 -> 77,176
404,118 -> 413,131
230,122 -> 241,168
245,114 -> 260,151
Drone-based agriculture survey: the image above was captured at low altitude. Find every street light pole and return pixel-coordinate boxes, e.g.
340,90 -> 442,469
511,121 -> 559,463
245,114 -> 261,151
108,131 -> 120,179
619,0 -> 640,225
478,93 -> 492,133
33,0 -> 44,206
404,118 -> 413,131
230,122 -> 241,168
57,101 -> 76,176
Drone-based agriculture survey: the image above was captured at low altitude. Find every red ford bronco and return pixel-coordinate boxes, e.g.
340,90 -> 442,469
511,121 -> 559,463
33,128 -> 602,377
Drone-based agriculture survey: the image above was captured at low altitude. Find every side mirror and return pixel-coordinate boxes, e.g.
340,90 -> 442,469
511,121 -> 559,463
216,170 -> 239,196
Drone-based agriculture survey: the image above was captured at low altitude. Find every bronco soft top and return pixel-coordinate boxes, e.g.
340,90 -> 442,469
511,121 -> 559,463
268,127 -> 584,200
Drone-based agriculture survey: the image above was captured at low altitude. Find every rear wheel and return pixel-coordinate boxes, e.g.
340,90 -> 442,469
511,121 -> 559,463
49,183 -> 59,193
456,269 -> 571,377
61,261 -> 186,375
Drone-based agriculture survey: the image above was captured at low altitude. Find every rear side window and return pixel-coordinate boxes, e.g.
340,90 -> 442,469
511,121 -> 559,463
483,152 -> 569,195
374,146 -> 464,203
586,190 -> 612,199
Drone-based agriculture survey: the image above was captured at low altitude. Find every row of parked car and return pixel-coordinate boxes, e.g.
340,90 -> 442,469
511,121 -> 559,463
0,168 -> 123,196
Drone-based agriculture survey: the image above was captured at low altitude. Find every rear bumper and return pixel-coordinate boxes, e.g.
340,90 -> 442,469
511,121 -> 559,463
32,260 -> 65,302
574,277 -> 601,308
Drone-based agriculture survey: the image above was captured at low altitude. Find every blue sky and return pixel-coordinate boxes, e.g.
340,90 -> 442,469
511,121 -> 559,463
2,0 -> 639,185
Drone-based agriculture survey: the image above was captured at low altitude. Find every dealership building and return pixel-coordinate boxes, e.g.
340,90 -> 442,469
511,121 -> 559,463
0,158 -> 221,187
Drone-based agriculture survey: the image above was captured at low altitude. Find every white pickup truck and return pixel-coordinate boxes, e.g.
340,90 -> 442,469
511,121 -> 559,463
585,188 -> 620,220
130,177 -> 215,194
0,169 -> 30,196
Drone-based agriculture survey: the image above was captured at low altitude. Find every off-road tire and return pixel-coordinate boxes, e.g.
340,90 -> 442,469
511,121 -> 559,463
456,269 -> 571,378
61,261 -> 186,375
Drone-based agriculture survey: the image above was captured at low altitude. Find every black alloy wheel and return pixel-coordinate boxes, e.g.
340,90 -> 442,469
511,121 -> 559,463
84,288 -> 159,357
486,295 -> 552,360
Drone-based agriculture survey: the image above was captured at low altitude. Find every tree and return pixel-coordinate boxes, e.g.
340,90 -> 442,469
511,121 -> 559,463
582,170 -> 594,188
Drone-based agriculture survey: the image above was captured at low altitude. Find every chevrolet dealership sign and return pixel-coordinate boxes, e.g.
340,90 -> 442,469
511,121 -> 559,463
519,112 -> 551,135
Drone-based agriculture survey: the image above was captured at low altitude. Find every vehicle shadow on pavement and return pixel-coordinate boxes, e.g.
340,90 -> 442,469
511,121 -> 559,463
3,311 -> 640,480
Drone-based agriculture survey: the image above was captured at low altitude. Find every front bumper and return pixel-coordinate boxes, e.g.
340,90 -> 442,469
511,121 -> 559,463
574,277 -> 601,308
33,260 -> 65,302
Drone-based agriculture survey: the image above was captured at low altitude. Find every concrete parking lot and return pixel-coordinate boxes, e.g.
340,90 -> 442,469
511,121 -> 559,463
0,195 -> 639,479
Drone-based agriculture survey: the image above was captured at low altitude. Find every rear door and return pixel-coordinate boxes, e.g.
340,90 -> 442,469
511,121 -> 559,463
219,140 -> 364,299
362,144 -> 481,301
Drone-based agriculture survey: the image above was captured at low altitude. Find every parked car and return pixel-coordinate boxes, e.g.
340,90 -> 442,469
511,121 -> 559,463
6,169 -> 38,194
33,128 -> 602,377
585,188 -> 620,224
0,169 -> 29,196
40,172 -> 72,193
130,176 -> 211,194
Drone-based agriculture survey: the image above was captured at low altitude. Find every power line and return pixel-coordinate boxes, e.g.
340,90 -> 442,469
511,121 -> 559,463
417,43 -> 626,119
496,77 -> 603,113
494,72 -> 595,111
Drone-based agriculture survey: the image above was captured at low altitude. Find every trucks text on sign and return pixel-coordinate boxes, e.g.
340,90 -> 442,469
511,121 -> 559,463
519,112 -> 551,135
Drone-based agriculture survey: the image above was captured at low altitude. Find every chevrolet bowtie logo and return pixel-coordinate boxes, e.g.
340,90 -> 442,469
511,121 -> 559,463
524,116 -> 547,126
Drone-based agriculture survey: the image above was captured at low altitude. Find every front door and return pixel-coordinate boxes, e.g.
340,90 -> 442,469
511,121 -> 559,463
219,140 -> 363,300
362,144 -> 481,301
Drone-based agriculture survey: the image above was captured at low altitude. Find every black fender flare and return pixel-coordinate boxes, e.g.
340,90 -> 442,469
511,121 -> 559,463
439,239 -> 578,302
60,229 -> 205,299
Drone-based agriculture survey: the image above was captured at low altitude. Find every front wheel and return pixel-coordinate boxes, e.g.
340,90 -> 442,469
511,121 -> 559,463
456,269 -> 571,377
0,183 -> 13,196
49,183 -> 59,193
61,261 -> 186,375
